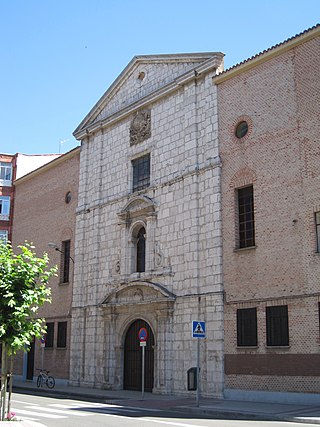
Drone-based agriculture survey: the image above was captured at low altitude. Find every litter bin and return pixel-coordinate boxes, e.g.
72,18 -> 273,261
187,367 -> 198,391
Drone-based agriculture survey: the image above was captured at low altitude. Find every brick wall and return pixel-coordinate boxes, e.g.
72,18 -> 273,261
218,33 -> 320,393
11,149 -> 80,381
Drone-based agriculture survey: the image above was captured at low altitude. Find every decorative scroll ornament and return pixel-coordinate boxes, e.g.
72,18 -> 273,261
130,110 -> 151,145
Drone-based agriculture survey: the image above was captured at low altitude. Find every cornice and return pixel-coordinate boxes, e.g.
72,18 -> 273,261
214,24 -> 320,84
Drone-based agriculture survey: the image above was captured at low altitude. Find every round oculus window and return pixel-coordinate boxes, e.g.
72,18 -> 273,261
65,191 -> 72,204
235,121 -> 249,139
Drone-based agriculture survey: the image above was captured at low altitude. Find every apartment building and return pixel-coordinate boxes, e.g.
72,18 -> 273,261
0,154 -> 14,242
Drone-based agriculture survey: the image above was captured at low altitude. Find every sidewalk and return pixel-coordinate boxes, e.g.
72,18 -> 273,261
10,379 -> 320,425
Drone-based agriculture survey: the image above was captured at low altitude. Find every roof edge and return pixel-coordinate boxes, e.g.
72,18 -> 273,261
14,146 -> 80,185
214,24 -> 320,84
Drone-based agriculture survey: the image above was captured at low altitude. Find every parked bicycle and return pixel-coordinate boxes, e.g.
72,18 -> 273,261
36,369 -> 55,389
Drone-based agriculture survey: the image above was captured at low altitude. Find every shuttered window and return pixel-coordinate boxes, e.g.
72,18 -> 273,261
237,308 -> 257,346
266,305 -> 289,346
45,322 -> 54,348
57,321 -> 67,348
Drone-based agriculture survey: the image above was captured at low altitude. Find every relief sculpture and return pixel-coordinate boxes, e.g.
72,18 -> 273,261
130,110 -> 151,145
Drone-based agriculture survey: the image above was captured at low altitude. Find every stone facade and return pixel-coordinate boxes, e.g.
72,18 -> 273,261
71,53 -> 225,396
217,26 -> 320,396
11,148 -> 80,383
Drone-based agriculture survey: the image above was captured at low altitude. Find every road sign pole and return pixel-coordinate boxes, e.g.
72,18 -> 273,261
142,345 -> 145,399
138,327 -> 148,399
196,338 -> 200,407
192,321 -> 205,407
40,335 -> 46,370
41,346 -> 44,370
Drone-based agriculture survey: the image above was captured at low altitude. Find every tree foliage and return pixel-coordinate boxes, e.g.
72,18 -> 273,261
0,241 -> 57,420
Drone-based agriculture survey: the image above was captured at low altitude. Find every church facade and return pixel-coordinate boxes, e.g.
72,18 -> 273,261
70,53 -> 225,396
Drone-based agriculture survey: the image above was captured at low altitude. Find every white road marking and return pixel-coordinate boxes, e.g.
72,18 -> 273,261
50,402 -> 122,409
11,399 -> 40,406
13,409 -> 66,419
25,405 -> 92,416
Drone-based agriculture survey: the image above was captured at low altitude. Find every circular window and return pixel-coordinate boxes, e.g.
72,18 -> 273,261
65,191 -> 72,204
235,121 -> 249,139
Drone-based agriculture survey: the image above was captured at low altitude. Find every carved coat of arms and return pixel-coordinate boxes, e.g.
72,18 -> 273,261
130,110 -> 151,145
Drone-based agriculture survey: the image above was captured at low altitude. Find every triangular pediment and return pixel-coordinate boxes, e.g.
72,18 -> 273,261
102,280 -> 176,306
73,52 -> 224,138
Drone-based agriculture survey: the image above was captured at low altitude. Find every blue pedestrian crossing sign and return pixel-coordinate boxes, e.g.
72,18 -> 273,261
192,321 -> 206,338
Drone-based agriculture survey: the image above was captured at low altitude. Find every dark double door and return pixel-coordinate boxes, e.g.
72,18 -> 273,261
123,319 -> 154,391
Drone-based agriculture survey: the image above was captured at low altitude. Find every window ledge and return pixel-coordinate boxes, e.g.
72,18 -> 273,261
56,347 -> 67,350
59,281 -> 70,286
130,272 -> 146,280
234,246 -> 257,253
236,346 -> 259,349
265,345 -> 290,350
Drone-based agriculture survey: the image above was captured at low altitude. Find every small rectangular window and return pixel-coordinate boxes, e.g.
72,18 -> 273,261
132,154 -> 150,192
0,162 -> 12,184
45,322 -> 54,348
237,186 -> 255,248
237,307 -> 257,346
0,230 -> 8,243
0,196 -> 10,219
266,305 -> 289,346
57,321 -> 67,348
61,240 -> 71,283
315,212 -> 320,252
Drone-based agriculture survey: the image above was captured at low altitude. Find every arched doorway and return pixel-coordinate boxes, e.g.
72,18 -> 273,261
123,319 -> 154,391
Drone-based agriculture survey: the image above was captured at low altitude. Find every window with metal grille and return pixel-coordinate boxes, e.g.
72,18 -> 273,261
45,322 -> 54,348
266,305 -> 289,346
237,186 -> 255,248
57,321 -> 67,348
315,212 -> 320,252
136,227 -> 146,272
132,154 -> 150,192
237,307 -> 257,346
61,240 -> 71,283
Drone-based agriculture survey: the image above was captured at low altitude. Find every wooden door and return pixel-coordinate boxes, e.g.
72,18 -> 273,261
123,319 -> 154,391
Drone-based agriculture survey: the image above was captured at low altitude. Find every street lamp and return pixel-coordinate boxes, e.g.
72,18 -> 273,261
48,242 -> 74,264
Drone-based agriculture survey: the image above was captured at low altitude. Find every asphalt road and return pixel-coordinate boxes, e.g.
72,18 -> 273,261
10,392 -> 319,427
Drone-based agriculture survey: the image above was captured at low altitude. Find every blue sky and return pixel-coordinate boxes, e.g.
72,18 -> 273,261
1,1 -> 319,155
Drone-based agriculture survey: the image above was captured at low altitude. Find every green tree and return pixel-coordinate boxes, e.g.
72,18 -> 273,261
0,241 -> 57,421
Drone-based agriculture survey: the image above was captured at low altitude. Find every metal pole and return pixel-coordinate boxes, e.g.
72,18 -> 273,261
196,338 -> 200,407
142,345 -> 145,399
41,346 -> 44,371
